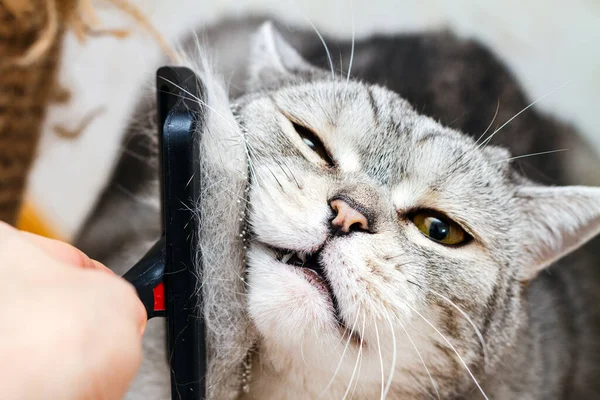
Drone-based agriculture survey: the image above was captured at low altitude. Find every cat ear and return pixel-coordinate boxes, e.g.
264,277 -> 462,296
515,185 -> 600,280
247,21 -> 317,91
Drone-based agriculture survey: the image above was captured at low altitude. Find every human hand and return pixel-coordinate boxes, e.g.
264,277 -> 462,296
0,222 -> 146,400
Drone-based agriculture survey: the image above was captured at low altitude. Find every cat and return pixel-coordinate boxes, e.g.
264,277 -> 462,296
77,18 -> 600,399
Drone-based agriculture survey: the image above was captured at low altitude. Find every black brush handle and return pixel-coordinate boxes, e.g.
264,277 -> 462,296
121,66 -> 206,400
122,237 -> 166,319
157,66 -> 206,400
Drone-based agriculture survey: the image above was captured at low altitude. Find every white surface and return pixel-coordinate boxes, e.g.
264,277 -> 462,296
28,0 -> 600,239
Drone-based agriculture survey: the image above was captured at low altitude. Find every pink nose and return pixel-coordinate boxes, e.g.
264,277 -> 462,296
330,199 -> 370,234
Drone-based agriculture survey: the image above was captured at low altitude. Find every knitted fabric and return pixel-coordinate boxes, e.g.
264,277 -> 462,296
0,0 -> 67,225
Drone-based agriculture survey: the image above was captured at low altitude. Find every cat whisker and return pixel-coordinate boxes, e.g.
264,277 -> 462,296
240,143 -> 269,190
346,2 -> 355,86
354,314 -> 367,397
343,313 -> 366,400
245,148 -> 292,193
157,76 -> 267,195
157,89 -> 200,106
157,77 -> 246,138
405,303 -> 489,400
264,165 -> 284,189
300,337 -> 310,369
397,314 -> 441,400
331,320 -> 360,352
478,81 -> 570,149
443,82 -> 569,182
383,311 -> 397,398
245,154 -> 263,188
274,159 -> 301,189
373,316 -> 385,400
320,305 -> 362,397
266,127 -> 307,191
241,129 -> 284,184
491,148 -> 569,164
474,99 -> 500,146
407,280 -> 488,370
306,18 -> 335,81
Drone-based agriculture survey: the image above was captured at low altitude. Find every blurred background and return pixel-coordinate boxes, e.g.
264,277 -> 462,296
2,0 -> 599,241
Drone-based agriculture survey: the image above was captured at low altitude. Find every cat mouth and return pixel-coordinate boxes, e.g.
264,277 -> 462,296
273,247 -> 361,344
276,249 -> 338,313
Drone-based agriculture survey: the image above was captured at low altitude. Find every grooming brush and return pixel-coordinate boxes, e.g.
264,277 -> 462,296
122,66 -> 206,400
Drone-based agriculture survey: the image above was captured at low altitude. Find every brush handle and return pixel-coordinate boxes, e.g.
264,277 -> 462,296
123,65 -> 205,400
157,66 -> 206,400
122,237 -> 166,319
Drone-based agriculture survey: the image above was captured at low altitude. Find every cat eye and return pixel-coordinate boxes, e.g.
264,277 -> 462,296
290,121 -> 335,166
412,211 -> 468,246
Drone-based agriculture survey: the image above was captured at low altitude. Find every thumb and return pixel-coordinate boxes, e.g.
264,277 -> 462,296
20,231 -> 113,273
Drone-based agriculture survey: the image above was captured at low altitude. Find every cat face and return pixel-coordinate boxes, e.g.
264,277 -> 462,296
232,23 -> 600,397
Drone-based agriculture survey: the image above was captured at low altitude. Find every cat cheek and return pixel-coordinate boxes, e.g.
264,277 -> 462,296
246,249 -> 336,348
250,194 -> 329,251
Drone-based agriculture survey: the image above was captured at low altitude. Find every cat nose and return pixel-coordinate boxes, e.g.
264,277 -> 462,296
330,199 -> 370,235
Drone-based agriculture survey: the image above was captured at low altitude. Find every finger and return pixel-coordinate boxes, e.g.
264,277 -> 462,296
20,231 -> 112,273
91,259 -> 114,274
85,272 -> 148,337
84,294 -> 144,400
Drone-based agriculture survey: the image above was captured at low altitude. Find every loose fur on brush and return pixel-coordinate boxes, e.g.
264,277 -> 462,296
78,18 -> 600,400
182,53 -> 257,399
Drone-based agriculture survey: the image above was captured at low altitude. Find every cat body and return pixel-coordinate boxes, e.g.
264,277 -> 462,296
77,18 -> 600,399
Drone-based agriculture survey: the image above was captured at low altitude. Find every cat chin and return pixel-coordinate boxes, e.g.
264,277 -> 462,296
244,243 -> 426,381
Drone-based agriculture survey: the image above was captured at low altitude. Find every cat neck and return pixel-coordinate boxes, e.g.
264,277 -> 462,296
241,313 -> 550,400
241,341 -> 426,399
240,342 -> 376,399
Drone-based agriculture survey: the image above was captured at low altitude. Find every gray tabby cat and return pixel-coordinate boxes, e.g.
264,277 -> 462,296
77,18 -> 600,399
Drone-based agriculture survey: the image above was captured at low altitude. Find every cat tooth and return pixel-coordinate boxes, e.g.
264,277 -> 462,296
281,253 -> 293,264
297,252 -> 306,262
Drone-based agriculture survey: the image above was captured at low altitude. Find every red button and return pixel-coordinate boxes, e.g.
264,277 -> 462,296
153,282 -> 165,311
